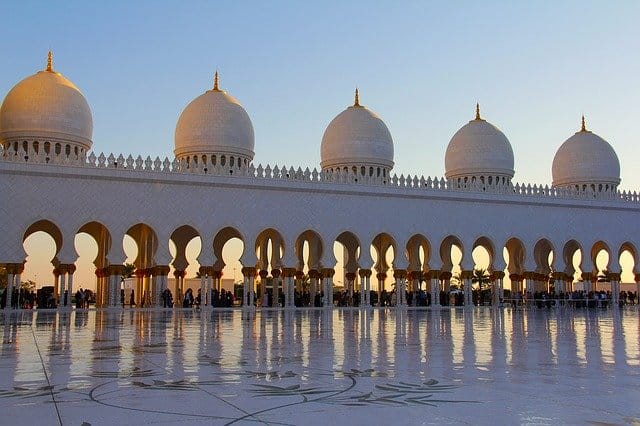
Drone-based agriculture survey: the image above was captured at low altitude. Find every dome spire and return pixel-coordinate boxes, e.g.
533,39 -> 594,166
46,50 -> 53,72
213,70 -> 220,91
581,114 -> 587,132
354,87 -> 360,107
475,103 -> 481,120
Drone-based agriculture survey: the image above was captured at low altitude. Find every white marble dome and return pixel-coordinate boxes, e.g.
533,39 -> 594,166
552,118 -> 620,189
175,73 -> 255,165
445,106 -> 514,182
0,53 -> 93,150
320,90 -> 394,174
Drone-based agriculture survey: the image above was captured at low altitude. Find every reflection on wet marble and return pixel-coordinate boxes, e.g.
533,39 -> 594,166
1,307 -> 639,425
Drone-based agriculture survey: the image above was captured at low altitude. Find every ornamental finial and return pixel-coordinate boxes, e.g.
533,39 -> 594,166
46,50 -> 53,72
475,103 -> 481,120
213,70 -> 220,91
354,87 -> 360,107
581,114 -> 586,132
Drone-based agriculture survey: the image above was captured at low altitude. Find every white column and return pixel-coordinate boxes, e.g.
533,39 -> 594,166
66,272 -> 73,309
430,277 -> 440,306
5,272 -> 14,310
394,276 -> 402,306
199,275 -> 206,306
249,275 -> 255,307
492,278 -> 501,306
310,275 -> 318,306
464,277 -> 472,306
242,275 -> 249,307
206,274 -> 212,306
59,272 -> 67,308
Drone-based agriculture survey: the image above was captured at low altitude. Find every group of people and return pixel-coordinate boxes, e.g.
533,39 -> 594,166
510,290 -> 639,308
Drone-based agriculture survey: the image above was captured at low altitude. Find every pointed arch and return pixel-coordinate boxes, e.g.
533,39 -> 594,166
533,238 -> 555,275
77,221 -> 112,268
295,230 -> 324,271
23,220 -> 63,261
405,234 -> 431,273
440,235 -> 464,272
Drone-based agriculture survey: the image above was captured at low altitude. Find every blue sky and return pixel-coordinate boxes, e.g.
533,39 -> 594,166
2,1 -> 639,189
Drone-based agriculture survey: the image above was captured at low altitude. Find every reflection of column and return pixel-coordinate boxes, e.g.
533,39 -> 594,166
143,268 -> 152,306
57,265 -> 67,308
636,274 -> 640,305
53,267 -> 60,306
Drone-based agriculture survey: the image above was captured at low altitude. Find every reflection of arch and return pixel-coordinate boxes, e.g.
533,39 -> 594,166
126,223 -> 158,269
255,228 -> 285,271
170,225 -> 200,271
618,242 -> 639,274
590,240 -> 611,274
505,237 -> 525,275
77,221 -> 112,268
562,240 -> 582,276
533,238 -> 554,275
24,220 -> 63,261
336,231 -> 361,273
440,235 -> 464,272
213,226 -> 244,270
371,233 -> 396,273
406,234 -> 430,273
295,230 -> 324,271
472,236 -> 495,270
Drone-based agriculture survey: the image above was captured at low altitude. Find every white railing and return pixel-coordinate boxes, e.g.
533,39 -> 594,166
2,147 -> 639,204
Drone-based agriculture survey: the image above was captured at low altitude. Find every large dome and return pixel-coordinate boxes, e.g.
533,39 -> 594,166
320,89 -> 394,176
552,117 -> 620,189
175,72 -> 254,167
445,105 -> 514,183
0,52 -> 93,152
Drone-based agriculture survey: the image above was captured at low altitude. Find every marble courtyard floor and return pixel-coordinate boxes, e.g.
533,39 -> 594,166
0,307 -> 639,425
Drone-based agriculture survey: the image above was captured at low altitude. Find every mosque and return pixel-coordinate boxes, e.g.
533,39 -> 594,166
1,53 -> 639,310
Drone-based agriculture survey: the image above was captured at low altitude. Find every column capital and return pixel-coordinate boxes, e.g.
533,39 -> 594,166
522,271 -> 536,280
427,270 -> 440,280
460,270 -> 474,280
552,271 -> 566,280
153,265 -> 170,276
199,266 -> 209,276
109,264 -> 126,275
393,269 -> 407,279
320,268 -> 335,278
607,272 -> 621,281
295,270 -> 305,280
259,269 -> 269,279
407,271 -> 422,281
57,264 -> 68,274
509,273 -> 521,281
581,272 -> 592,281
376,272 -> 387,280
635,273 -> 640,283
173,269 -> 185,278
135,269 -> 146,278
491,271 -> 505,280
281,267 -> 296,277
358,269 -> 372,278
242,266 -> 257,277
439,271 -> 452,280
345,272 -> 357,281
271,269 -> 282,278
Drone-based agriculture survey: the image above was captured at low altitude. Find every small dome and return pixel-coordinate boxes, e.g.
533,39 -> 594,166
175,72 -> 254,163
445,105 -> 514,181
320,89 -> 394,173
552,117 -> 620,188
0,52 -> 93,149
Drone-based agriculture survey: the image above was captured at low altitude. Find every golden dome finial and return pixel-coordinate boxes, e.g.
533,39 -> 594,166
213,70 -> 220,91
475,102 -> 481,120
581,114 -> 586,132
46,50 -> 53,72
354,87 -> 360,107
